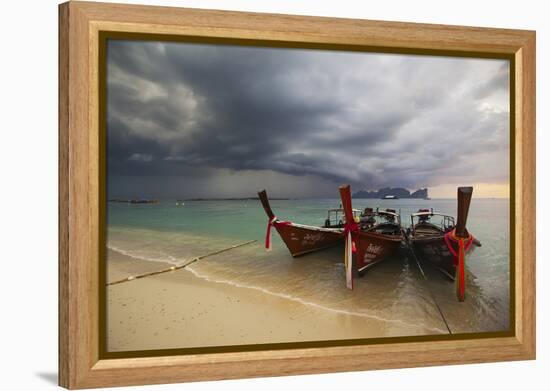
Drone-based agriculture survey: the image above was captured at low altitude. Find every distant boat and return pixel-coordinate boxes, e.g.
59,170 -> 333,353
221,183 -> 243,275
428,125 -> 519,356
382,194 -> 399,199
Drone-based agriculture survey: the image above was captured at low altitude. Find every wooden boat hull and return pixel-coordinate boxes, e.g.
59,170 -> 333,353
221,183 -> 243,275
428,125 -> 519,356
353,231 -> 403,272
258,189 -> 344,257
408,188 -> 479,301
412,235 -> 479,280
273,222 -> 344,257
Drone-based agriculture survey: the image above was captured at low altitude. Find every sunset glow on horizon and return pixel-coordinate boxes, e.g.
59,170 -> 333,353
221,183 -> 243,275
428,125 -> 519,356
429,183 -> 510,199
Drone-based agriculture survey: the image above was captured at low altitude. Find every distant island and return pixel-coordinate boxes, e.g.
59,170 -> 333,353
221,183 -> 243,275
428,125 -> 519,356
108,199 -> 160,204
108,197 -> 290,203
184,197 -> 289,201
353,187 -> 429,199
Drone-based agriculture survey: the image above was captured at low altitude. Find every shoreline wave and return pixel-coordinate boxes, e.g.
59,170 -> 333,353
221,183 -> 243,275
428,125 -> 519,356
108,242 -> 445,333
185,265 -> 447,334
108,244 -> 181,265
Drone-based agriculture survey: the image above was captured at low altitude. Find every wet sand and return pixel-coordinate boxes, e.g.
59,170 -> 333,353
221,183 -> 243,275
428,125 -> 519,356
107,249 -> 448,352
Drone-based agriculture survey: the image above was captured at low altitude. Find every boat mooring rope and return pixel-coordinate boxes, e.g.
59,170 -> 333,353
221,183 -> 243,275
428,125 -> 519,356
406,240 -> 453,335
107,239 -> 257,286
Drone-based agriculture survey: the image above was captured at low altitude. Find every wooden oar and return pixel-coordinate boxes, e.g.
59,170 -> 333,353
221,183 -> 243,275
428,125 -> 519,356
455,186 -> 473,301
339,185 -> 355,290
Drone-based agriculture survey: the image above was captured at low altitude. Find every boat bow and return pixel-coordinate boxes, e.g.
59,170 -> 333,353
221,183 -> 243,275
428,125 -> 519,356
258,190 -> 344,257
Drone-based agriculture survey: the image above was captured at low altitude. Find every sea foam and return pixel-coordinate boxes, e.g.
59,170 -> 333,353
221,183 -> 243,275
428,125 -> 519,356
185,265 -> 447,334
107,244 -> 181,265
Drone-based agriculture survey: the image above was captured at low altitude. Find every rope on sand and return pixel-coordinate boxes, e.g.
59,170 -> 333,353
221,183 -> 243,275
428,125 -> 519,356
107,240 -> 257,286
405,238 -> 453,335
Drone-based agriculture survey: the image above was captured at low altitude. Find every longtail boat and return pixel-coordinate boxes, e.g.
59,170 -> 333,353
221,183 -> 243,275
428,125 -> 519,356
407,187 -> 482,301
339,185 -> 405,289
258,190 -> 361,257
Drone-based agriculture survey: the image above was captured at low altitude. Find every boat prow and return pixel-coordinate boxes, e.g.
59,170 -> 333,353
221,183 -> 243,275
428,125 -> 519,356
258,190 -> 344,257
407,186 -> 481,301
339,185 -> 405,289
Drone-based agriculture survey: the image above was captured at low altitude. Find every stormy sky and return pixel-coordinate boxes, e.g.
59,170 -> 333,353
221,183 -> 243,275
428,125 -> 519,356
106,40 -> 509,199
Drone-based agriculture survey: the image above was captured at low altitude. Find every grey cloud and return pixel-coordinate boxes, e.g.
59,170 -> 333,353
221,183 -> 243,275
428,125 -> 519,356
106,40 -> 509,197
473,62 -> 509,100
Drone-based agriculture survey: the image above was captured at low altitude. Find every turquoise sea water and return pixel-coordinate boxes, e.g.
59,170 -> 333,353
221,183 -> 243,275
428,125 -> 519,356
107,197 -> 510,336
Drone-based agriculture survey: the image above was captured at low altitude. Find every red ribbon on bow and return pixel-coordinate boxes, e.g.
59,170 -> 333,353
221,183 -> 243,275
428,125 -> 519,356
344,220 -> 359,253
444,229 -> 474,265
456,237 -> 466,302
444,228 -> 474,302
264,217 -> 291,251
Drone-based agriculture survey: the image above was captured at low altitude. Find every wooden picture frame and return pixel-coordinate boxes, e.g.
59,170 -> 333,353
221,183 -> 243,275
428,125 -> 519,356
58,1 -> 536,388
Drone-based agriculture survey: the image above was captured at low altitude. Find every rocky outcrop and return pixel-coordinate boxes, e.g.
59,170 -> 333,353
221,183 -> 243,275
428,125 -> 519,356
353,187 -> 429,199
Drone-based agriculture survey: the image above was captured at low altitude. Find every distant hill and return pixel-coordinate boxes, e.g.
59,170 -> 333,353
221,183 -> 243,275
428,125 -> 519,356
353,187 -> 428,199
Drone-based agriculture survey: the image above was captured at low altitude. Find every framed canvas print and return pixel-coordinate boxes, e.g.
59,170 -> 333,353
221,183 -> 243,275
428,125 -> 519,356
58,1 -> 536,389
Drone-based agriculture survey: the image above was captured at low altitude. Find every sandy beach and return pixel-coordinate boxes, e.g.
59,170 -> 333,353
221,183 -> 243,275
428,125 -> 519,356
107,247 -> 450,352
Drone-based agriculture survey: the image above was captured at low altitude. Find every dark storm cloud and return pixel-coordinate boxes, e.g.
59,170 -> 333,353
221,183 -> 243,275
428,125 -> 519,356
106,40 -> 509,197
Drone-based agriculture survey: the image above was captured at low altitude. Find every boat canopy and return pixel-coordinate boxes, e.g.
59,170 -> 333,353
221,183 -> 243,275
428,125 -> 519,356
411,211 -> 452,218
410,209 -> 455,233
378,210 -> 399,218
325,208 -> 362,227
327,208 -> 362,214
